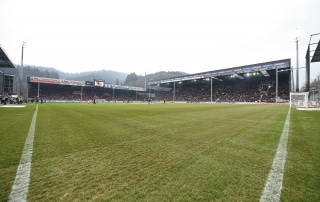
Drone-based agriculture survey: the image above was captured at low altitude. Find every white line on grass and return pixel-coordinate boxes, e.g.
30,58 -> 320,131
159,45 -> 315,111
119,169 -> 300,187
260,108 -> 291,202
8,105 -> 38,202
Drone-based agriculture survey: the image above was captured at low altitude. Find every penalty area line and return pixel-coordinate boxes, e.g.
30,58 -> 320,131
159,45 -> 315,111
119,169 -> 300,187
260,107 -> 291,202
8,105 -> 38,202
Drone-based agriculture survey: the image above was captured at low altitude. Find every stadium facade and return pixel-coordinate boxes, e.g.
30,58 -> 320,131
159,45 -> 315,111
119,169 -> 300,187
0,44 -> 17,96
24,59 -> 292,103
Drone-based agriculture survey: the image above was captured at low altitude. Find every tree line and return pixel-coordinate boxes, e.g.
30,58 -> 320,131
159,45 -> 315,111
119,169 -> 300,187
1,65 -> 187,87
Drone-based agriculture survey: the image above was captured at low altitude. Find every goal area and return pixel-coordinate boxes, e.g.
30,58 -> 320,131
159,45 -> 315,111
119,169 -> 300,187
290,92 -> 310,108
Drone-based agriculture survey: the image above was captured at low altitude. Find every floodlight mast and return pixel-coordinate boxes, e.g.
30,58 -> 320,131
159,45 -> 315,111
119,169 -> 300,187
81,86 -> 83,100
276,66 -> 278,102
112,87 -> 115,101
295,35 -> 299,92
173,82 -> 175,102
37,82 -> 40,97
144,71 -> 147,91
211,77 -> 213,102
20,41 -> 26,96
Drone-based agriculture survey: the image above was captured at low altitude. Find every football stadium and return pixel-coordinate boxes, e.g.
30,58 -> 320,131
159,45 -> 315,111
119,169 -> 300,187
1,37 -> 320,201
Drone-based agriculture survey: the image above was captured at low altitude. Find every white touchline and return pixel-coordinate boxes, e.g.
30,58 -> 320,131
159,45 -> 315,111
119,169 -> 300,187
8,105 -> 38,202
260,107 -> 291,202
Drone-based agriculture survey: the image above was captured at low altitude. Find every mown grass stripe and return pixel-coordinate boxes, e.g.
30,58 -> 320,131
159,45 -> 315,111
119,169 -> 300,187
8,105 -> 38,202
260,108 -> 291,202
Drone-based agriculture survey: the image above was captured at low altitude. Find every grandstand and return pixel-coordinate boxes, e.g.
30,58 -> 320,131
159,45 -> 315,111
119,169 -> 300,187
0,44 -> 16,69
0,44 -> 17,104
2,39 -> 319,107
148,59 -> 291,103
299,33 -> 320,108
27,76 -> 145,102
26,59 -> 293,104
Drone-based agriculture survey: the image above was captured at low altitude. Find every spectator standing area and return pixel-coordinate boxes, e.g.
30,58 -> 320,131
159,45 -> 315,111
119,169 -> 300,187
27,59 -> 292,104
148,59 -> 292,103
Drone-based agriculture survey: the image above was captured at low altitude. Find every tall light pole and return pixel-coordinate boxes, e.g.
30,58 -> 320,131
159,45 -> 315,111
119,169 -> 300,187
20,42 -> 26,96
112,87 -> 115,101
173,81 -> 175,102
37,82 -> 40,97
295,35 -> 299,92
276,66 -> 278,102
291,67 -> 294,92
80,86 -> 83,100
144,71 -> 147,91
211,77 -> 213,102
318,74 -> 320,92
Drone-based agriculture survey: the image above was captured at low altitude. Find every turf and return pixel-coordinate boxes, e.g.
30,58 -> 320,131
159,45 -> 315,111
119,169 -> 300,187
0,103 -> 319,201
282,109 -> 320,201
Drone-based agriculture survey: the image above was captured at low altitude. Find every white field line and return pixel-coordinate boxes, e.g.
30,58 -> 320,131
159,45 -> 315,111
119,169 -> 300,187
8,105 -> 38,202
260,108 -> 291,202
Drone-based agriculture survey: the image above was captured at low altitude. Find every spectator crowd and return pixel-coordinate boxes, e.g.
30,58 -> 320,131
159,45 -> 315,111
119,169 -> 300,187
26,74 -> 290,103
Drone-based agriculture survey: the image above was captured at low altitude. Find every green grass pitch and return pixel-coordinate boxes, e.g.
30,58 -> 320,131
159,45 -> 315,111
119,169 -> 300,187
1,103 -> 319,201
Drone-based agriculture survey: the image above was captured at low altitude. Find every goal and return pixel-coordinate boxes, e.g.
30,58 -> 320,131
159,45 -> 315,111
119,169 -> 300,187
290,92 -> 309,108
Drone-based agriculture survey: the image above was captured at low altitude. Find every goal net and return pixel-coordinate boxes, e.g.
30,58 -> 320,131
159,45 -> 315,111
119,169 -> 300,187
290,92 -> 309,108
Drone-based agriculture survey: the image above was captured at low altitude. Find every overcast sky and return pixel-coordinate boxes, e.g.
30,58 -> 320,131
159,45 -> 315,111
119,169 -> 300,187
0,0 -> 319,87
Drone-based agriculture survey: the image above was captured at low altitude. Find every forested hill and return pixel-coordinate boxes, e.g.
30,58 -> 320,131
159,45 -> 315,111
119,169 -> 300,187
57,70 -> 127,85
1,65 -> 127,84
1,65 -> 187,86
124,71 -> 187,87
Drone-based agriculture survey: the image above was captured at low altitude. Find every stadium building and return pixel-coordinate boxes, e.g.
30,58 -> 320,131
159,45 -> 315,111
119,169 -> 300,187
147,59 -> 292,103
0,44 -> 17,94
2,36 -> 319,106
0,44 -> 18,104
27,77 -> 145,103
25,59 -> 292,104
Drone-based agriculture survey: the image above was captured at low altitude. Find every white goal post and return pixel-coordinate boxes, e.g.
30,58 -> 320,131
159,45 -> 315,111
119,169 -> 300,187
290,92 -> 309,108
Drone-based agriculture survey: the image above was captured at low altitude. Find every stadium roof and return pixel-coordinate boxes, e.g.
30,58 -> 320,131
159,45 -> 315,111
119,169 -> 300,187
0,44 -> 16,69
311,40 -> 320,63
148,59 -> 291,85
28,76 -> 146,91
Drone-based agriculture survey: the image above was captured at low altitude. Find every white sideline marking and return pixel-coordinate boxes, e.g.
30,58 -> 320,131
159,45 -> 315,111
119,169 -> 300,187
0,105 -> 26,108
8,105 -> 38,202
260,108 -> 291,202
